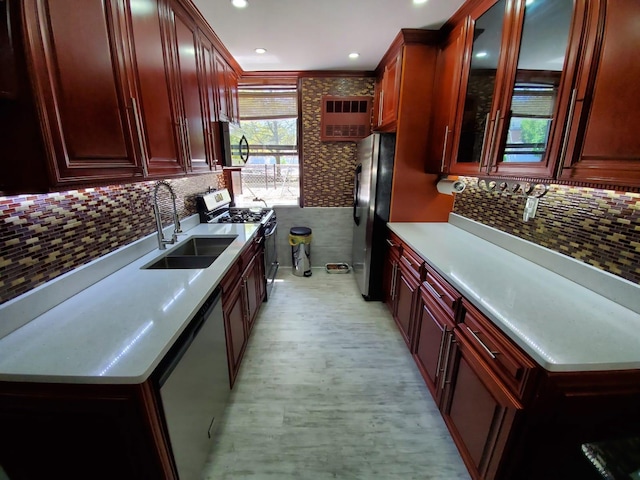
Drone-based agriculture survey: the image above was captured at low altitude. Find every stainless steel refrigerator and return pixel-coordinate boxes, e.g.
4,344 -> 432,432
352,133 -> 395,300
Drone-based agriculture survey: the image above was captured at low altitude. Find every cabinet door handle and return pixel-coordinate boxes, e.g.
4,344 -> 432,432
378,90 -> 384,125
478,113 -> 492,172
390,263 -> 398,300
128,97 -> 148,175
423,281 -> 442,299
182,118 -> 192,169
440,334 -> 454,391
243,278 -> 250,319
441,126 -> 450,172
558,88 -> 577,178
465,326 -> 499,359
486,109 -> 501,174
435,326 -> 448,377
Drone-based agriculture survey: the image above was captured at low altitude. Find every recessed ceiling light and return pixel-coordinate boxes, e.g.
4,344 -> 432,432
231,0 -> 248,8
255,48 -> 267,54
348,52 -> 360,59
475,51 -> 488,58
525,0 -> 534,5
413,0 -> 428,4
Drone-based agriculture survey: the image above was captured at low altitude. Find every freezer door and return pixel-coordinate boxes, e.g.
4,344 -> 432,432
352,134 -> 376,298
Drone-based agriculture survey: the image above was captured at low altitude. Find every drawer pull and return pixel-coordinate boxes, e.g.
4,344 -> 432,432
424,281 -> 442,299
386,239 -> 397,248
466,326 -> 499,359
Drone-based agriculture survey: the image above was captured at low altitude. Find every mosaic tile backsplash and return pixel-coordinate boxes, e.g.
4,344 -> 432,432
300,77 -> 375,207
0,172 -> 224,304
453,177 -> 640,285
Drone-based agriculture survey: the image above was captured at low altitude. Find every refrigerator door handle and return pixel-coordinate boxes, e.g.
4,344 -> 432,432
353,163 -> 362,226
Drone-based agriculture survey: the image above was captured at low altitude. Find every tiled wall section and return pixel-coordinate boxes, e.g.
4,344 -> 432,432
453,177 -> 640,284
0,173 -> 224,304
300,77 -> 375,207
273,206 -> 353,269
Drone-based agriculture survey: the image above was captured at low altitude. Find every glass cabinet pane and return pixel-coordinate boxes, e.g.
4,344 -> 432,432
456,0 -> 506,164
502,0 -> 573,163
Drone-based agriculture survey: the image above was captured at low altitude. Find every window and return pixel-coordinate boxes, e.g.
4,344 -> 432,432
229,85 -> 299,206
503,82 -> 557,163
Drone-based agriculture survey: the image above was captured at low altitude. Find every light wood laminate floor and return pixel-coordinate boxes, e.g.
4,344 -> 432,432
202,269 -> 471,479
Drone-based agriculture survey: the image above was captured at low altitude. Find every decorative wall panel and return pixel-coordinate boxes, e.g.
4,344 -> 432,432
453,177 -> 640,284
0,173 -> 223,304
300,77 -> 375,207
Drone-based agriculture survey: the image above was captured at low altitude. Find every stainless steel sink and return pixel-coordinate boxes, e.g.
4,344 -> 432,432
170,236 -> 236,257
143,236 -> 237,270
145,255 -> 218,270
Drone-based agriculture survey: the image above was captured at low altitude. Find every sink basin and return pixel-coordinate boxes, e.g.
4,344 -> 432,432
143,236 -> 237,269
170,236 -> 237,257
145,255 -> 217,270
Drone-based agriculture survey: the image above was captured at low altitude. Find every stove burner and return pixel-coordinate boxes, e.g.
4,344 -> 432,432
215,208 -> 272,224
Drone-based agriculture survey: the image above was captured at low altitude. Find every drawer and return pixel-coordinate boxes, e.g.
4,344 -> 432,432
422,263 -> 460,317
459,299 -> 539,402
386,231 -> 402,260
399,243 -> 423,280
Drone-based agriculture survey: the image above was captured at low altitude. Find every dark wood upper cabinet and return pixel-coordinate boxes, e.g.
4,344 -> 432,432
129,0 -> 185,178
0,0 -> 18,99
559,0 -> 640,187
12,0 -> 145,189
488,0 -> 577,178
167,0 -> 212,173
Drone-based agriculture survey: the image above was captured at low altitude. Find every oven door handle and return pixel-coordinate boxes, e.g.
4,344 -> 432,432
264,222 -> 277,237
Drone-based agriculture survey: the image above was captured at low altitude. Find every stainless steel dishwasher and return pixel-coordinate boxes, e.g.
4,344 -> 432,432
155,287 -> 229,479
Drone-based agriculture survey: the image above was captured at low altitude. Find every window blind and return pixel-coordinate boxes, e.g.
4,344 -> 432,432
238,88 -> 298,120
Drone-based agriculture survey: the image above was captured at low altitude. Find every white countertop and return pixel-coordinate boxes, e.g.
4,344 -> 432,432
0,222 -> 259,384
388,219 -> 640,373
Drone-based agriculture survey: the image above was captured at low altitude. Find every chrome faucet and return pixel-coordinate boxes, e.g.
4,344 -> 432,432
152,180 -> 182,250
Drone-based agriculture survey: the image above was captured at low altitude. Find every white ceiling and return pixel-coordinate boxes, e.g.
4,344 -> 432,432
191,0 -> 466,72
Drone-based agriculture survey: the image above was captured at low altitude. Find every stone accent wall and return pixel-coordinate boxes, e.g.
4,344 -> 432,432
453,177 -> 640,284
300,77 -> 375,207
0,173 -> 224,304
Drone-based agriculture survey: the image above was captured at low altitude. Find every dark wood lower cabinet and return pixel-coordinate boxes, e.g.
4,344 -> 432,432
0,381 -> 175,479
442,331 -> 521,480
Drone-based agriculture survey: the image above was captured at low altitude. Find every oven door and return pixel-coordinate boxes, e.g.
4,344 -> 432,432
263,222 -> 278,300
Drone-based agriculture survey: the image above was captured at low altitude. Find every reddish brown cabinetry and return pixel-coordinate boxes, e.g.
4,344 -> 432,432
221,232 -> 265,387
1,0 -> 145,192
1,0 -> 240,194
559,0 -> 640,187
373,50 -> 402,131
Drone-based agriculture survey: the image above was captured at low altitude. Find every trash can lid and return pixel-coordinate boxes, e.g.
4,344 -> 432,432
290,226 -> 312,236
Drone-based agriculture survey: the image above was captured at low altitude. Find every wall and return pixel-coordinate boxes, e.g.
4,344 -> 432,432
0,173 -> 224,305
273,206 -> 352,269
299,77 -> 375,207
453,177 -> 640,285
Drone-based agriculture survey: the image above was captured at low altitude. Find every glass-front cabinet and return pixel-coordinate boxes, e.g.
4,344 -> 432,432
447,0 -> 586,179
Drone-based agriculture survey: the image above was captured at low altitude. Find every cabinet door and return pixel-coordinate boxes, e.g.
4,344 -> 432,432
443,330 -> 522,480
488,0 -> 578,178
427,20 -> 469,174
244,254 -> 260,331
413,293 -> 454,404
168,1 -> 211,173
223,280 -> 247,387
393,261 -> 419,349
213,51 -> 232,122
560,0 -> 640,187
0,0 -> 17,99
448,0 -> 508,175
129,0 -> 185,177
381,51 -> 402,127
22,0 -> 144,185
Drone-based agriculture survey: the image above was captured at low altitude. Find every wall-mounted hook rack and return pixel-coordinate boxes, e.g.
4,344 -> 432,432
477,178 -> 549,199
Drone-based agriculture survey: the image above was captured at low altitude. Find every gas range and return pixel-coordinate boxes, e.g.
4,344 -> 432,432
195,189 -> 278,299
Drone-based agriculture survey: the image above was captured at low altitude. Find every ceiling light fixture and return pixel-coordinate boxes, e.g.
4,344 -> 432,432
255,48 -> 267,54
348,52 -> 360,59
475,51 -> 488,58
231,0 -> 248,8
525,0 -> 535,5
413,0 -> 428,4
